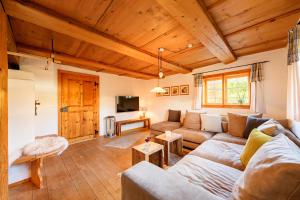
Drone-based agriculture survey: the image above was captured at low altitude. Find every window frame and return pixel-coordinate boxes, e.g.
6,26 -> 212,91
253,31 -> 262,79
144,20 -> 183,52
202,69 -> 251,109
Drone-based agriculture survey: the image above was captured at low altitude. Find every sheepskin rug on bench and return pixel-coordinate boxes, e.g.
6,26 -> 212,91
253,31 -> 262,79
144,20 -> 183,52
23,136 -> 68,156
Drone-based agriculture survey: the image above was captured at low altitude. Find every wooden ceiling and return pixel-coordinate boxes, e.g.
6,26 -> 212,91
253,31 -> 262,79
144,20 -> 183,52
2,0 -> 300,79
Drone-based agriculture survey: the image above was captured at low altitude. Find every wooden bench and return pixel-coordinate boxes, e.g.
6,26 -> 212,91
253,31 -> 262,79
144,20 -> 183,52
115,118 -> 151,136
12,146 -> 64,188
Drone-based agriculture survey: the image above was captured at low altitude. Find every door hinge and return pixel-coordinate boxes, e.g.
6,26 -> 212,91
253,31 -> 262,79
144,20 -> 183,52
94,82 -> 99,87
95,130 -> 99,134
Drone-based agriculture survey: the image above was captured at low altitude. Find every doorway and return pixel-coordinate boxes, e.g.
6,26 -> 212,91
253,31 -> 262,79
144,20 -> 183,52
58,70 -> 99,142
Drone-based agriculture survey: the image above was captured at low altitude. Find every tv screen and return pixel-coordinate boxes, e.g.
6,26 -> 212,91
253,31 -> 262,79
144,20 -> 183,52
116,96 -> 139,113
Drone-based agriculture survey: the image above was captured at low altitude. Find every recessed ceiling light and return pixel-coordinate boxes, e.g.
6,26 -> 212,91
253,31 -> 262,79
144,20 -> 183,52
187,44 -> 193,48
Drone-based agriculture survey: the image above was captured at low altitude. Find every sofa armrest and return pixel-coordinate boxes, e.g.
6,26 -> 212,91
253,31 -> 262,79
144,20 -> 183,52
121,161 -> 222,200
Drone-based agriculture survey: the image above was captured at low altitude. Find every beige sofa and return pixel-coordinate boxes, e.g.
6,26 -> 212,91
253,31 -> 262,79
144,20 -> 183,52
122,119 -> 300,200
151,111 -> 228,149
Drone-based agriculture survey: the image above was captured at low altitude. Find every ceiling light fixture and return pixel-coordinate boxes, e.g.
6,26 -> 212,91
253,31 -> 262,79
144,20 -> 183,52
187,43 -> 193,48
150,48 -> 166,93
45,38 -> 55,70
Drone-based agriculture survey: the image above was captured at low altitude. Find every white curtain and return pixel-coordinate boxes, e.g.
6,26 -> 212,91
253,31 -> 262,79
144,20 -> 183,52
193,74 -> 203,110
250,63 -> 265,113
287,25 -> 300,121
287,62 -> 300,121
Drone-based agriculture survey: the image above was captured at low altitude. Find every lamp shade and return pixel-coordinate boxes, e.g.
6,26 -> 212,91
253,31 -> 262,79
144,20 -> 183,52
150,86 -> 166,93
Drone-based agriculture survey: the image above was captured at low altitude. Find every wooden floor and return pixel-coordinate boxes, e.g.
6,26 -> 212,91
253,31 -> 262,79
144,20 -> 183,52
9,131 -> 148,200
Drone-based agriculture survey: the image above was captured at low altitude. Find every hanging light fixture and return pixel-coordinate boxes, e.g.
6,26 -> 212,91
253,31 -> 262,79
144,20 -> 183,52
45,38 -> 56,70
150,48 -> 166,93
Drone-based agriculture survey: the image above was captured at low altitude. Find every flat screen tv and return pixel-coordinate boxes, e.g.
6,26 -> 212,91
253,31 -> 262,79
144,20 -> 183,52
116,96 -> 139,113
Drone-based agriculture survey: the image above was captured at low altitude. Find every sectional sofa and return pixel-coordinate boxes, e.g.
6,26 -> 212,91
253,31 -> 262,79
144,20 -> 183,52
150,110 -> 255,149
122,112 -> 300,200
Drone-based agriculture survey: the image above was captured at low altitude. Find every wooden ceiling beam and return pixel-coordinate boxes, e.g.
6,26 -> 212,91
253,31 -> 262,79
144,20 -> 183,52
156,0 -> 236,64
2,0 -> 191,73
16,44 -> 157,79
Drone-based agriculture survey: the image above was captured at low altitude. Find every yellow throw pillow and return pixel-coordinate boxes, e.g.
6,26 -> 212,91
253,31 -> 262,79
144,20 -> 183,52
240,129 -> 272,166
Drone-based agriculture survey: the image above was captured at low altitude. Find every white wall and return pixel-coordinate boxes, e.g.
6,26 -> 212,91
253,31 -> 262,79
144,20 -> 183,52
20,58 -> 148,136
145,48 -> 288,123
8,70 -> 35,184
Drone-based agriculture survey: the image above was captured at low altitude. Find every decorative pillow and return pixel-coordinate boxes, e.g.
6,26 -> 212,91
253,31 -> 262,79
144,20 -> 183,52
233,134 -> 300,200
183,112 -> 201,130
240,129 -> 272,166
200,114 -> 222,133
168,109 -> 181,122
221,121 -> 228,133
228,113 -> 262,138
243,116 -> 269,138
257,119 -> 285,136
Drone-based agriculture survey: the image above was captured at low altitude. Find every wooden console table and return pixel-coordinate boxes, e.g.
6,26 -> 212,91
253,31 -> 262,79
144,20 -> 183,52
115,118 -> 151,136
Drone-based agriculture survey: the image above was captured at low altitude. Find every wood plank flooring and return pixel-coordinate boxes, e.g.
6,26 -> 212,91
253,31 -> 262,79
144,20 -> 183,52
9,131 -> 148,200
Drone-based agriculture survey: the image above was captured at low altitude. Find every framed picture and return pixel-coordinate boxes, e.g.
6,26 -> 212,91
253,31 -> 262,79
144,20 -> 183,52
171,86 -> 179,96
156,92 -> 163,97
180,85 -> 189,95
163,87 -> 170,96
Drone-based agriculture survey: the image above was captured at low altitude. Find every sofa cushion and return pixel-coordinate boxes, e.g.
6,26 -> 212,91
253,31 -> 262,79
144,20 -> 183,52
228,113 -> 248,138
183,112 -> 201,130
228,113 -> 262,138
240,129 -> 272,166
211,132 -> 247,145
182,140 -> 199,150
151,121 -> 181,132
233,134 -> 300,200
190,140 -> 245,170
257,119 -> 285,136
168,109 -> 181,122
168,155 -> 242,200
243,116 -> 270,138
200,114 -> 222,133
173,128 -> 214,144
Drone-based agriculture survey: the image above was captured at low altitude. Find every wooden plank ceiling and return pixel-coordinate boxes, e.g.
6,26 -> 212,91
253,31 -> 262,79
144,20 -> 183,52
2,0 -> 300,79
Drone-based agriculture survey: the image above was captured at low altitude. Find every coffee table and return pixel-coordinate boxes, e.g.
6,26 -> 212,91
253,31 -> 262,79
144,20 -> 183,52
155,133 -> 183,166
132,142 -> 164,168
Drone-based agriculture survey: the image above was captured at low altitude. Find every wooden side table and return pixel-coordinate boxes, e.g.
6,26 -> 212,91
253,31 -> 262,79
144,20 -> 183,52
155,133 -> 183,166
132,142 -> 164,168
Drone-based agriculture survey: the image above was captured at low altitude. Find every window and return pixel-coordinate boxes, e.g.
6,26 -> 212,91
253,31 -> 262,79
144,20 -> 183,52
202,70 -> 251,108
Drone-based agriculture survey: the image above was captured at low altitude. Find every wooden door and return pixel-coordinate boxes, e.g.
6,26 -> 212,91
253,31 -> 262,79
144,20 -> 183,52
58,70 -> 99,141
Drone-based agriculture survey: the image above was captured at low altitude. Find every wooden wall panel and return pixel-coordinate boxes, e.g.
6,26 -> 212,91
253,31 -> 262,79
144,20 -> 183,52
207,0 -> 300,35
0,6 -> 8,200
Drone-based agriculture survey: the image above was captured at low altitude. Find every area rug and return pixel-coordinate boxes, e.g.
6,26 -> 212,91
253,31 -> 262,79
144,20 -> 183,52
105,133 -> 147,149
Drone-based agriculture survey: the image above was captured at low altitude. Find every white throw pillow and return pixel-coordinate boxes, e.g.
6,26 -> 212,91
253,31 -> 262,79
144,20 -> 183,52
201,114 -> 222,133
232,134 -> 300,200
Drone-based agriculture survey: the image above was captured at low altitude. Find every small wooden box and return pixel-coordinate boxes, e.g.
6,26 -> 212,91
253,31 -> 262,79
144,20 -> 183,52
132,142 -> 164,168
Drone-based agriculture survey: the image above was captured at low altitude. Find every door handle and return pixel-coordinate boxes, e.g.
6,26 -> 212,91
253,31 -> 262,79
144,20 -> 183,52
60,106 -> 69,112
